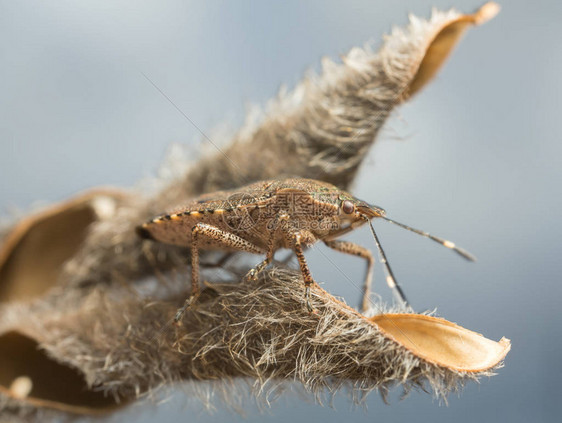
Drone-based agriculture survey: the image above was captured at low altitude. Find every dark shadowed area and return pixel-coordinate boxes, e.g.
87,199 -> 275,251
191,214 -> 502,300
1,1 -> 560,422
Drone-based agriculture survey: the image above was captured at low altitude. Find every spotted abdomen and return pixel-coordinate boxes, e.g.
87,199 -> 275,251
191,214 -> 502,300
137,206 -> 232,246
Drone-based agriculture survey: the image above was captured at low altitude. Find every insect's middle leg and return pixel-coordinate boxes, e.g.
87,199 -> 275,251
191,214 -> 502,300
324,240 -> 374,313
246,213 -> 286,280
174,222 -> 265,322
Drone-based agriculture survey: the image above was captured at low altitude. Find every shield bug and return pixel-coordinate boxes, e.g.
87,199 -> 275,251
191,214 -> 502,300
137,178 -> 475,320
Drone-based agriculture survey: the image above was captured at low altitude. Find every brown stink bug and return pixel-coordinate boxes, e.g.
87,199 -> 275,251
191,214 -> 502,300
137,178 -> 475,321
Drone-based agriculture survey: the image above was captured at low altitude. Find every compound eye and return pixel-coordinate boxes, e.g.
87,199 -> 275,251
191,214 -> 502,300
342,200 -> 355,214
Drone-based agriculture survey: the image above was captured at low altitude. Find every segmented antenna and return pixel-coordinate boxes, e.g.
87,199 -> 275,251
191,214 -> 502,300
381,216 -> 476,261
366,219 -> 410,307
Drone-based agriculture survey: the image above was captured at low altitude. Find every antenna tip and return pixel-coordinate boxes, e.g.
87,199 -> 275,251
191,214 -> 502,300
467,253 -> 478,262
458,248 -> 477,262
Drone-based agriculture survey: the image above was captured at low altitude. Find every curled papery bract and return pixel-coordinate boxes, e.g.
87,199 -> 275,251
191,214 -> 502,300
370,314 -> 510,372
405,2 -> 500,98
0,189 -> 129,302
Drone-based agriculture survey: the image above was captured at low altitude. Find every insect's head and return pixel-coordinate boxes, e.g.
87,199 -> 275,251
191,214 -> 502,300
339,197 -> 386,221
336,193 -> 477,308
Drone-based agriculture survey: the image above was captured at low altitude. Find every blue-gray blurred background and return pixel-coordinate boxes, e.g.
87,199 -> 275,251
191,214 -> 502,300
1,0 -> 560,422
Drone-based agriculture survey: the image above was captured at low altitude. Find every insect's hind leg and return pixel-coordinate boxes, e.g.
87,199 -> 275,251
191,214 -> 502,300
324,240 -> 374,313
174,223 -> 265,322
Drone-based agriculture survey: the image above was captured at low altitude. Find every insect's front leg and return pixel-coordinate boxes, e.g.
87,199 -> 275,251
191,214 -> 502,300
324,240 -> 374,313
174,222 -> 265,322
287,230 -> 317,313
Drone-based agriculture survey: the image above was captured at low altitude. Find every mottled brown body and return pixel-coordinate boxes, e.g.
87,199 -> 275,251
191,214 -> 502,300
138,177 -> 474,320
139,179 -> 375,248
139,178 -> 383,317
